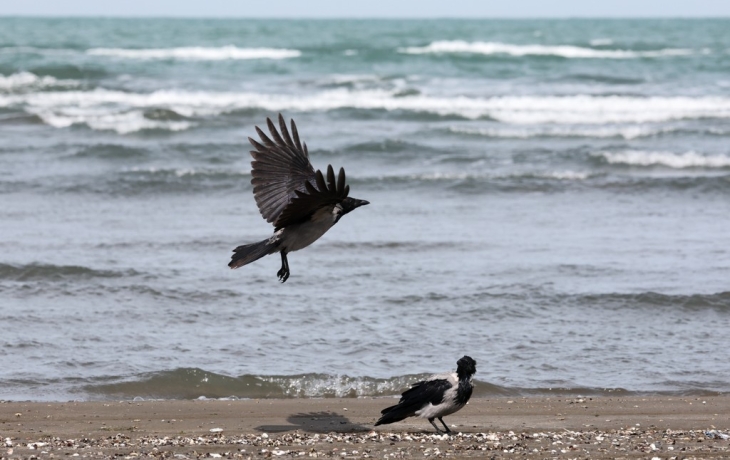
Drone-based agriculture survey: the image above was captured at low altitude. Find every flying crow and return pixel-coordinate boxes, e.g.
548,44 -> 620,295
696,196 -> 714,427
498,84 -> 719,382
228,114 -> 369,282
375,356 -> 477,434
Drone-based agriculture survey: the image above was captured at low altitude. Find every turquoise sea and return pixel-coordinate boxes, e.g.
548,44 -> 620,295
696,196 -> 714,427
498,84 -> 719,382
1,18 -> 729,401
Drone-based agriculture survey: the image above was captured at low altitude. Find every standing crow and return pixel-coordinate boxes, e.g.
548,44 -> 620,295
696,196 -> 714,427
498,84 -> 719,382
376,356 -> 477,434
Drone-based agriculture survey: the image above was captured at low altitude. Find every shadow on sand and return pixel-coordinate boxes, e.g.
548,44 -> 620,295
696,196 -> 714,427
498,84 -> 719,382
255,411 -> 371,433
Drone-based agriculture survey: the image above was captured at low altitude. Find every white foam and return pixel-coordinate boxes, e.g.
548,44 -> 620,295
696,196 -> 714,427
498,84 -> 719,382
464,95 -> 730,124
3,88 -> 730,132
87,46 -> 301,60
414,172 -> 473,181
261,374 -> 419,398
319,74 -> 410,92
399,40 -> 693,59
450,125 -> 667,140
380,170 -> 590,182
0,72 -> 77,91
125,166 -> 247,177
542,171 -> 591,180
500,171 -> 592,181
598,150 -> 730,168
38,109 -> 194,134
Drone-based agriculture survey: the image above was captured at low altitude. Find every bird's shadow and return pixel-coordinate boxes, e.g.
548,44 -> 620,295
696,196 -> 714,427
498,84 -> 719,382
255,411 -> 370,433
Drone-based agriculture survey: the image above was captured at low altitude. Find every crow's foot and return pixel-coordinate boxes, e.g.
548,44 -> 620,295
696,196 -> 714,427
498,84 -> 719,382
278,252 -> 290,283
438,417 -> 452,433
277,267 -> 290,283
429,418 -> 447,434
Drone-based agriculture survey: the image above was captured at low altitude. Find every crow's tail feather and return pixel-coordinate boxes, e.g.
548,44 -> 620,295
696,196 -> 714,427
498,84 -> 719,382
374,403 -> 413,426
228,239 -> 276,269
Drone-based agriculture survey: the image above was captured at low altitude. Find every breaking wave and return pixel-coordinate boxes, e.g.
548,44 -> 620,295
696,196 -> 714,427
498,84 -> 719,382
0,72 -> 79,92
42,110 -> 194,134
87,46 -> 301,60
596,150 -> 730,169
81,368 -> 622,400
398,41 -> 694,59
3,88 -> 730,133
450,124 -> 677,140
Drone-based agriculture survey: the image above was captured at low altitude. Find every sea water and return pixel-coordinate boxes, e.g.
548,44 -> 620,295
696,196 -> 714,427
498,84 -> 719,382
1,18 -> 729,401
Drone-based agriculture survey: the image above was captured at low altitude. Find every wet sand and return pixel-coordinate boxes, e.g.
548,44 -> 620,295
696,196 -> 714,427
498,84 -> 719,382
2,396 -> 729,458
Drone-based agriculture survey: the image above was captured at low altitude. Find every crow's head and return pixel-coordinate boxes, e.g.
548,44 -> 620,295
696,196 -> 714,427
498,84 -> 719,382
334,197 -> 369,223
341,197 -> 369,213
456,355 -> 477,379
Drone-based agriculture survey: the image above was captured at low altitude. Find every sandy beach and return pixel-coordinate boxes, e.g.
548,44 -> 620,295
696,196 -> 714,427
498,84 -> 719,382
2,396 -> 729,459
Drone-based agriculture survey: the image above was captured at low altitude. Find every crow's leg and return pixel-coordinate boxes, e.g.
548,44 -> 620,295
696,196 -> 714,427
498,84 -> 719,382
428,418 -> 445,434
438,417 -> 451,433
277,252 -> 290,283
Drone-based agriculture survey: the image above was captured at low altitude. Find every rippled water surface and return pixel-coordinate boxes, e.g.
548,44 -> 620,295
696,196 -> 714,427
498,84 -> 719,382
1,18 -> 729,401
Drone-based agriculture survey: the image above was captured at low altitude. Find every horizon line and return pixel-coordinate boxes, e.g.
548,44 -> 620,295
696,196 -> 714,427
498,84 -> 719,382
1,14 -> 729,20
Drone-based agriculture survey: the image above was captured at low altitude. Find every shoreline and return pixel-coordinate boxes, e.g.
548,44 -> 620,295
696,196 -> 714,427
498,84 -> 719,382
3,395 -> 729,458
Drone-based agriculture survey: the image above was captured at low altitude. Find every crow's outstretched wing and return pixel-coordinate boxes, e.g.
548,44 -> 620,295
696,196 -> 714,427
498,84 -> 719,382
249,114 -> 350,230
249,114 -> 317,225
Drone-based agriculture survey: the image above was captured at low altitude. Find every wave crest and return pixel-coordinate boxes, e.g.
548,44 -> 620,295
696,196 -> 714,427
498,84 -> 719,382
399,40 -> 694,59
82,368 -> 512,400
450,125 -> 673,140
42,110 -> 194,134
4,89 -> 730,132
597,150 -> 730,169
87,46 -> 301,61
0,72 -> 78,92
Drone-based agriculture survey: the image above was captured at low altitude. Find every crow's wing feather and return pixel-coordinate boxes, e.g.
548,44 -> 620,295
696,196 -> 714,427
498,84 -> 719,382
249,114 -> 317,225
379,378 -> 452,416
400,378 -> 452,406
273,165 -> 349,229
